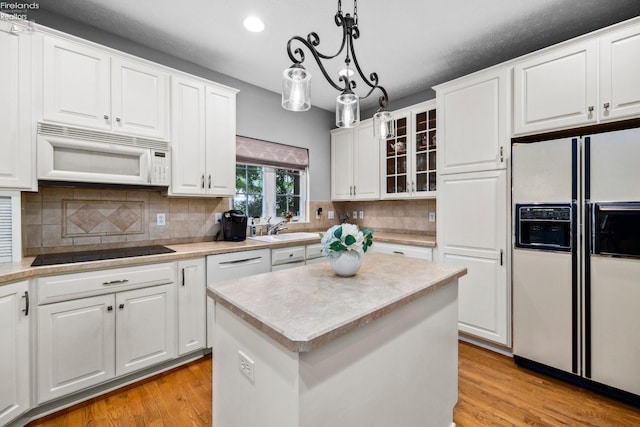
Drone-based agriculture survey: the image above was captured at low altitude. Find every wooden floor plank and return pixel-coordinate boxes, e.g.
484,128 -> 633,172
28,342 -> 640,426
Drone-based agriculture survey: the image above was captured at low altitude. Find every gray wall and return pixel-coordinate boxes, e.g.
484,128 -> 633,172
28,9 -> 335,200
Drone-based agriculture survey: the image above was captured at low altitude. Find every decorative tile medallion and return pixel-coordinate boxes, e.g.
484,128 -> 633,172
62,200 -> 145,237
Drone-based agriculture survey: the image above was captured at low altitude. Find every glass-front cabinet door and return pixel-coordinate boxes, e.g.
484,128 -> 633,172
383,113 -> 410,198
381,100 -> 437,199
413,108 -> 437,196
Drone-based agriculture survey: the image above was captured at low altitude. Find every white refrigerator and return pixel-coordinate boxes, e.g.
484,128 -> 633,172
512,127 -> 640,405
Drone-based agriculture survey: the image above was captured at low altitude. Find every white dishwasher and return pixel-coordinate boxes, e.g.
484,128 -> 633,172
206,249 -> 271,349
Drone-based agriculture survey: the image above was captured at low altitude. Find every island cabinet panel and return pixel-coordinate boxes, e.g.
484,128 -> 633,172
214,283 -> 458,427
0,280 -> 30,426
209,254 -> 465,427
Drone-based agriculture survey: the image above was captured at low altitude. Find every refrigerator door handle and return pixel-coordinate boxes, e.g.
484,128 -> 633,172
584,201 -> 592,378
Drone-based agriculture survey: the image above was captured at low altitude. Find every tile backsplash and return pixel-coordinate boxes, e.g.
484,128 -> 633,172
333,199 -> 436,236
22,187 -> 229,256
22,187 -> 435,256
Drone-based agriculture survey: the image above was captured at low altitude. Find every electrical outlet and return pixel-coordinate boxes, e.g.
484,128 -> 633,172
215,212 -> 222,223
156,213 -> 166,226
359,210 -> 364,219
429,212 -> 436,222
328,210 -> 335,220
352,211 -> 357,219
239,350 -> 255,382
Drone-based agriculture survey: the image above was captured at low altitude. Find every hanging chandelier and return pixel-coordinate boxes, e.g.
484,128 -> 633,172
281,0 -> 394,139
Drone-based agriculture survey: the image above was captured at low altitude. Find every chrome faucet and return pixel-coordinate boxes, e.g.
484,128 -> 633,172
267,220 -> 288,235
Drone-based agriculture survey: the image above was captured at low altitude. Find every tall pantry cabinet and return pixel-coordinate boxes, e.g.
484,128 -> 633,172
435,67 -> 511,347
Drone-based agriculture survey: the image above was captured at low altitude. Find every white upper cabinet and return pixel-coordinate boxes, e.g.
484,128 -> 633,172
331,119 -> 380,201
204,84 -> 237,197
42,36 -> 169,139
0,20 -> 34,190
331,127 -> 354,201
436,67 -> 510,175
513,39 -> 598,135
111,57 -> 168,139
381,101 -> 437,199
170,76 -> 238,197
514,20 -> 640,135
599,22 -> 640,122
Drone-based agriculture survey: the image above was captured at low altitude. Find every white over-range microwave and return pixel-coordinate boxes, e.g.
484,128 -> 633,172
37,123 -> 170,187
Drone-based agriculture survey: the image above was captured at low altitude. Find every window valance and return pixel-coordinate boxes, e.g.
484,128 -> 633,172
236,136 -> 309,170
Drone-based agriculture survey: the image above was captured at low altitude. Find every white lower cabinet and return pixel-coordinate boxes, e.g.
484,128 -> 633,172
271,245 -> 306,270
437,170 -> 510,347
371,242 -> 433,261
36,263 -> 177,404
0,280 -> 30,426
114,284 -> 176,376
177,258 -> 206,355
37,294 -> 115,403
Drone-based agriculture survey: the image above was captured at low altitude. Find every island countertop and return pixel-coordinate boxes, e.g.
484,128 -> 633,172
207,253 -> 467,352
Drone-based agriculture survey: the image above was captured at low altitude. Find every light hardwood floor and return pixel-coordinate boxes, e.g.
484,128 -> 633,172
28,341 -> 640,426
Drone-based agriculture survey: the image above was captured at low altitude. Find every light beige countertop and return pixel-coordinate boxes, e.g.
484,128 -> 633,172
207,252 -> 465,353
0,231 -> 436,285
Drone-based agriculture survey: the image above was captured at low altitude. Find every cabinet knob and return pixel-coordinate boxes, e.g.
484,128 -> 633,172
119,303 -> 125,310
588,106 -> 594,112
353,185 -> 356,196
208,174 -> 212,189
116,117 -> 121,123
604,102 -> 610,110
104,114 -> 110,120
107,305 -> 113,311
201,174 -> 205,189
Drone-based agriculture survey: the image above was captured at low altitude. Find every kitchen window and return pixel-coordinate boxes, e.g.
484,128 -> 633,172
233,165 -> 306,221
233,136 -> 309,221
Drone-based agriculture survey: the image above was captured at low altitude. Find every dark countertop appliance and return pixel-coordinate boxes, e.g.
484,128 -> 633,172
222,210 -> 247,242
31,245 -> 175,266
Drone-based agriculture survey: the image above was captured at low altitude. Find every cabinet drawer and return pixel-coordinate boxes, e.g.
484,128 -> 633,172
272,246 -> 305,266
272,261 -> 306,271
373,242 -> 433,261
306,243 -> 324,260
37,262 -> 177,304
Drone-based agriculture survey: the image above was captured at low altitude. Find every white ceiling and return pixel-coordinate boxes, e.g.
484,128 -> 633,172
37,0 -> 640,112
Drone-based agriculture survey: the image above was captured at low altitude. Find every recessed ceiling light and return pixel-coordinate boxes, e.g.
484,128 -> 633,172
243,16 -> 265,33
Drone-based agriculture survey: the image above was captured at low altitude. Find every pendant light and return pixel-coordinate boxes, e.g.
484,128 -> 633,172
281,0 -> 393,138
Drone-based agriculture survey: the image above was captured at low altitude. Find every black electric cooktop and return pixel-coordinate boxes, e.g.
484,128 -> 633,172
31,245 -> 176,267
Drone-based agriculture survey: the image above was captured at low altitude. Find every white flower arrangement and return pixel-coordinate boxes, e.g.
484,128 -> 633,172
320,223 -> 373,257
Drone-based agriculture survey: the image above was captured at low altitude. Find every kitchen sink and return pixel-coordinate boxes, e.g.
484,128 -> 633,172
249,232 -> 320,243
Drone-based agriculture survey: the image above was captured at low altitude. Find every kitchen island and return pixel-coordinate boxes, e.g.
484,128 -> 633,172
207,252 -> 466,427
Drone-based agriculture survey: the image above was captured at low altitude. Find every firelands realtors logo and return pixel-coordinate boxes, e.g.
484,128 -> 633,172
0,2 -> 39,21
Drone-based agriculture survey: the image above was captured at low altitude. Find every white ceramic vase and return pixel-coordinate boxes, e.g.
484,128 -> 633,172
330,251 -> 362,277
